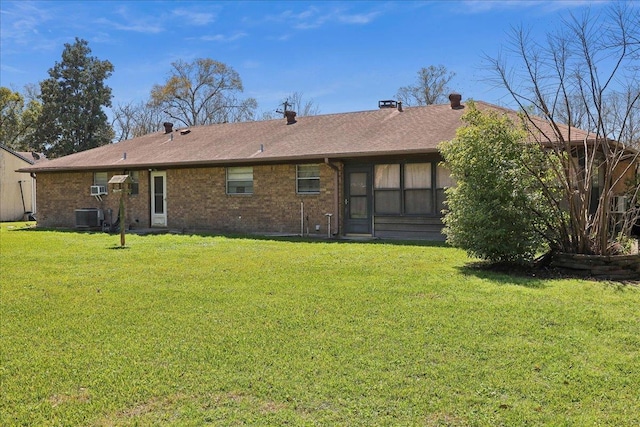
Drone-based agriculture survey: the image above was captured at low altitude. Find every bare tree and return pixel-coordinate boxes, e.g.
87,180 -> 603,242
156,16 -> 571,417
112,101 -> 164,141
396,65 -> 455,106
486,3 -> 640,255
259,92 -> 321,121
149,58 -> 257,127
285,91 -> 320,116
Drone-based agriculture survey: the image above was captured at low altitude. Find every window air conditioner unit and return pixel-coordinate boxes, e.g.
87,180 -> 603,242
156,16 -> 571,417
611,196 -> 627,213
90,185 -> 107,196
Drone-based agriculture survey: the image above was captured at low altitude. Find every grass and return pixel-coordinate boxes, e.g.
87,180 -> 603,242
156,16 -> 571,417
1,222 -> 639,426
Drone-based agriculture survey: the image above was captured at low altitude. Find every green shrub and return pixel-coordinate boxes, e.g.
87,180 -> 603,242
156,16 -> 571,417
439,103 -> 551,264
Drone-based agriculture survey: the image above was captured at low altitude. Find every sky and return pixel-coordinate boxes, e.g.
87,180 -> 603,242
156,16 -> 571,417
0,0 -> 615,118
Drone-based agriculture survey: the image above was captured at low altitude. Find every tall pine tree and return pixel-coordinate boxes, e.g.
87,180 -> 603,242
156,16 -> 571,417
32,38 -> 114,157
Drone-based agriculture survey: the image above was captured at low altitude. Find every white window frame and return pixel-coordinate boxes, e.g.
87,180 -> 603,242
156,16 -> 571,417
93,172 -> 108,187
296,164 -> 321,194
226,166 -> 254,194
128,170 -> 140,195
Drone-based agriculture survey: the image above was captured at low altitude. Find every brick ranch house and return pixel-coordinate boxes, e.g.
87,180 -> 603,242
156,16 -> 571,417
18,96 -> 638,240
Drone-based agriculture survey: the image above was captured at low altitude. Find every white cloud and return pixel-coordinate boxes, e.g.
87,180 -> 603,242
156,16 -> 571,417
97,18 -> 165,34
336,10 -> 380,25
242,60 -> 262,69
199,32 -> 248,43
95,6 -> 166,35
0,2 -> 51,47
171,8 -> 217,26
459,0 -> 609,14
0,62 -> 23,74
264,4 -> 381,30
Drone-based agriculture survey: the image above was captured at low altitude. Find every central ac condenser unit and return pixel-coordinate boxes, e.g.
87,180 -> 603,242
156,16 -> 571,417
75,208 -> 104,228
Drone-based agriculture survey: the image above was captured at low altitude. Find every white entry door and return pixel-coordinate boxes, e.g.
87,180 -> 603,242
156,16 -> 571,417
150,171 -> 167,227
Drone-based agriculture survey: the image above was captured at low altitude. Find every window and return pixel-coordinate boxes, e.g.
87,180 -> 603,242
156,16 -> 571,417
374,164 -> 401,214
436,164 -> 454,213
296,164 -> 320,194
404,163 -> 432,214
227,166 -> 253,194
373,162 -> 446,215
128,171 -> 139,195
94,172 -> 108,187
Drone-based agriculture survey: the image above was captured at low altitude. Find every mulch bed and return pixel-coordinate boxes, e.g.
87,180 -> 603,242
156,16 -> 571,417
467,258 -> 639,285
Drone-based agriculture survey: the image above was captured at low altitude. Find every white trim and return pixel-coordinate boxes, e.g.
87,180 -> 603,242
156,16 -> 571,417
150,171 -> 167,227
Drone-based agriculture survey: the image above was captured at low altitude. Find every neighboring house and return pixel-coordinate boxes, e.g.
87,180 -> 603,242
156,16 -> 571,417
17,96 -> 636,239
0,145 -> 46,222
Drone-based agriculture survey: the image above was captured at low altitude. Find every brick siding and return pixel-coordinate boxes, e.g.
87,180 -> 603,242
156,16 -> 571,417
36,170 -> 150,229
36,163 -> 342,236
168,163 -> 339,235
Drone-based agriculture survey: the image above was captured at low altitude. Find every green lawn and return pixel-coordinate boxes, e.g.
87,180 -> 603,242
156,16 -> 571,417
1,223 -> 639,426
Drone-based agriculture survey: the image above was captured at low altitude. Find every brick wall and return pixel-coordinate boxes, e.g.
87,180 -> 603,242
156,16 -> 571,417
168,163 -> 340,235
37,170 -> 150,229
36,163 -> 342,236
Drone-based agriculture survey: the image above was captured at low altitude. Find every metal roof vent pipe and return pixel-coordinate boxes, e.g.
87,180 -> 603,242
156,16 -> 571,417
449,93 -> 463,109
285,110 -> 297,125
163,122 -> 174,134
397,101 -> 403,112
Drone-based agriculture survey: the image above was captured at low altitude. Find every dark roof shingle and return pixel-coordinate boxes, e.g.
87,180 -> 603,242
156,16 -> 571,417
20,101 -> 591,172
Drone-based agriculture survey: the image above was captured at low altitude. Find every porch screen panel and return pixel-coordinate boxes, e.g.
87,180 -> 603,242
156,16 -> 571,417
349,172 -> 368,219
404,163 -> 431,214
374,164 -> 400,188
374,164 -> 401,214
436,164 -> 455,214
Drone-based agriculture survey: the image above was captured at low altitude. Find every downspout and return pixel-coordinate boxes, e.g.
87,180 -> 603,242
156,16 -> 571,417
325,158 -> 340,237
148,170 -> 152,227
30,173 -> 36,216
300,201 -> 304,237
18,180 -> 26,213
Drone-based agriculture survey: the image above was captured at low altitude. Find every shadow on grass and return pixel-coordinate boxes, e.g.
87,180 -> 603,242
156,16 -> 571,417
221,234 -> 450,247
457,261 -> 550,289
9,224 -> 449,247
459,261 -> 640,288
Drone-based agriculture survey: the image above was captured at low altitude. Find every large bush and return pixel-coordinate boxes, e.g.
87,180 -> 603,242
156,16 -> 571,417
439,103 -> 553,264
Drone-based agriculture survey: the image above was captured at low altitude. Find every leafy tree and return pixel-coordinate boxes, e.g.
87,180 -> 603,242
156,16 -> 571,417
396,65 -> 455,106
30,38 -> 114,157
486,3 -> 639,254
0,87 -> 41,150
439,103 -> 554,264
149,58 -> 257,127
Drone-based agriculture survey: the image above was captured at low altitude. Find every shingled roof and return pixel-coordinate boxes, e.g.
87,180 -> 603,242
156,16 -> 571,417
1,144 -> 47,165
20,101 -> 591,173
